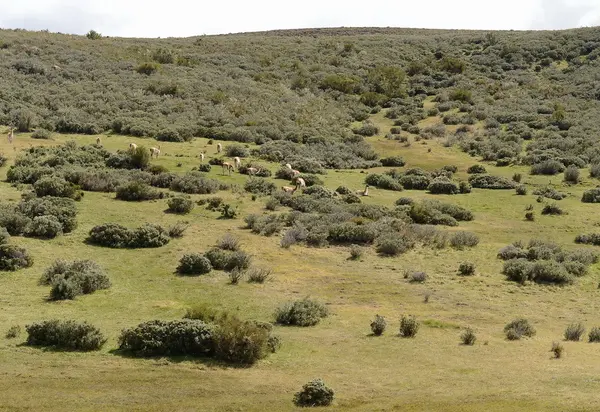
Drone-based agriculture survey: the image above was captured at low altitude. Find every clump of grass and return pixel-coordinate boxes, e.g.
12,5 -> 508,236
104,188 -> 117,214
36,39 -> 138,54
167,221 -> 189,238
370,315 -> 386,336
551,341 -> 564,359
228,268 -> 244,285
564,323 -> 585,341
399,315 -> 419,338
460,327 -> 476,345
217,233 -> 240,251
525,211 -> 535,221
5,325 -> 21,339
588,327 -> 600,342
246,267 -> 273,283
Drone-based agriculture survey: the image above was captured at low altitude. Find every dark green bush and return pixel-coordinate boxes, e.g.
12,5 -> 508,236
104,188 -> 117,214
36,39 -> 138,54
177,253 -> 212,275
18,196 -> 77,233
170,172 -> 223,194
458,261 -> 476,276
375,234 -> 413,256
460,327 -> 477,345
468,175 -> 516,190
116,181 -> 161,201
198,163 -> 211,172
589,327 -> 600,343
167,196 -> 194,214
564,165 -> 580,183
26,215 -> 63,239
31,128 -> 52,139
42,259 -> 110,300
244,178 -> 276,195
582,187 -> 600,203
467,165 -> 487,174
204,248 -> 251,271
130,224 -> 170,248
400,174 -> 431,190
328,222 -> 378,244
531,160 -> 565,175
459,181 -> 472,194
516,185 -> 527,195
293,379 -> 335,407
34,176 -> 81,200
428,177 -> 459,194
87,223 -> 170,248
26,320 -> 106,351
275,298 -> 329,327
213,317 -> 272,364
225,144 -> 250,157
541,203 -> 564,215
380,156 -> 405,167
365,174 -> 402,191
575,233 -> 600,246
399,315 -> 420,338
370,315 -> 386,336
118,320 -> 215,357
504,318 -> 536,340
0,244 -> 34,271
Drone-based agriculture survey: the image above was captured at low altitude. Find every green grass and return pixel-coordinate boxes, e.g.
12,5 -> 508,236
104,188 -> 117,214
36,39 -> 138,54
2,122 -> 600,411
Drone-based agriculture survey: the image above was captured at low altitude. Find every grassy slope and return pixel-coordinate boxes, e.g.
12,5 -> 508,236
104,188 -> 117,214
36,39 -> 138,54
2,119 -> 600,412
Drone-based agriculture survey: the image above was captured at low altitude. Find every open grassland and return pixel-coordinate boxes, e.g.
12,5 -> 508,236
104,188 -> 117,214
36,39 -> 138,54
2,116 -> 600,411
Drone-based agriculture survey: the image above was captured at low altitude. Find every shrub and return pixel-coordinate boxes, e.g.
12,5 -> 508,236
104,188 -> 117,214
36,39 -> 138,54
25,320 -> 106,351
198,163 -> 211,172
459,181 -> 472,194
177,253 -> 212,275
428,177 -> 459,194
40,259 -> 110,300
365,174 -> 403,191
380,156 -> 405,167
513,173 -> 522,183
349,244 -> 363,260
0,227 -> 9,245
244,178 -> 276,195
564,323 -> 585,341
400,174 -> 431,190
213,317 -> 272,364
136,62 -> 159,75
275,298 -> 329,327
130,146 -> 151,169
5,325 -> 21,339
467,164 -> 486,174
399,315 -> 419,338
376,234 -> 413,256
336,186 -> 351,195
167,196 -> 194,214
18,196 -> 77,233
533,187 -> 566,200
116,181 -> 161,201
118,320 -> 214,357
469,175 -> 516,190
551,341 -> 564,359
370,315 -> 387,336
225,144 -> 250,157
582,187 -> 600,203
590,164 -> 600,178
405,271 -> 427,283
516,185 -> 527,195
0,244 -> 34,271
33,176 -> 80,200
26,215 -> 63,238
575,233 -> 600,246
588,327 -> 600,342
328,222 -> 378,244
531,160 -> 565,175
504,318 -> 536,340
131,224 -> 170,248
458,262 -> 476,276
217,233 -> 240,251
171,172 -> 222,194
31,128 -> 52,139
461,328 -> 477,345
88,223 -> 132,248
352,121 -> 379,136
541,203 -> 564,215
525,211 -> 535,221
293,379 -> 335,407
204,248 -> 251,271
564,165 -> 580,183
247,267 -> 273,283
450,231 -> 479,249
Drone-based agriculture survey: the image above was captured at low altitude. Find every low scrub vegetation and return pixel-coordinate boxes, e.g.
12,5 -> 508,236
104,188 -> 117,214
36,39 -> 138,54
41,259 -> 110,300
26,320 -> 106,351
504,318 -> 536,340
0,244 -> 34,271
177,253 -> 212,275
167,196 -> 194,214
399,315 -> 420,338
275,298 -> 329,327
564,323 -> 585,341
293,379 -> 335,407
87,223 -> 171,248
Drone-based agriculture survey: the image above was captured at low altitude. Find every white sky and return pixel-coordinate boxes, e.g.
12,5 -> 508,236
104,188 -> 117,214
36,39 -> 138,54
0,0 -> 599,38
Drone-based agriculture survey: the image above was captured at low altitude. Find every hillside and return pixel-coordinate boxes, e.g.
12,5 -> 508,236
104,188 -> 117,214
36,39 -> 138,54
2,27 -> 600,411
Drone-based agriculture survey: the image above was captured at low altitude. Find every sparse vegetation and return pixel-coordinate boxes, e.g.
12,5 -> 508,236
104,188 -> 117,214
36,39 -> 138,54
504,318 -> 536,340
275,298 -> 328,327
564,323 -> 585,341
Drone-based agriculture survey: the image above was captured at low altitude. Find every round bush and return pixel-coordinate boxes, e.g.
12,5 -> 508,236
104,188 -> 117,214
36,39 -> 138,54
399,315 -> 420,338
275,298 -> 329,327
370,315 -> 386,336
516,185 -> 527,195
467,164 -> 487,174
33,176 -> 80,199
167,196 -> 194,214
293,379 -> 334,407
116,181 -> 161,201
130,224 -> 170,248
504,318 -> 536,340
428,177 -> 459,194
0,244 -> 34,271
458,262 -> 476,276
26,215 -> 63,239
177,253 -> 212,275
198,164 -> 211,172
26,320 -> 106,351
88,223 -> 132,248
380,156 -> 405,167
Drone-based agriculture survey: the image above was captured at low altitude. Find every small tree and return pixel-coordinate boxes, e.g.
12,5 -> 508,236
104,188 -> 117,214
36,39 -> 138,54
293,379 -> 334,407
370,315 -> 386,336
86,30 -> 102,40
399,315 -> 419,338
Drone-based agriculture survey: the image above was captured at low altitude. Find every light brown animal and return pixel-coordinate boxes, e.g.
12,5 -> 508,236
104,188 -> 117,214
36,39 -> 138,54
357,185 -> 369,196
233,157 -> 241,169
295,177 -> 306,188
247,167 -> 258,176
282,183 -> 299,194
96,137 -> 101,146
222,162 -> 234,175
217,143 -> 222,153
129,143 -> 138,151
7,127 -> 14,144
150,145 -> 161,158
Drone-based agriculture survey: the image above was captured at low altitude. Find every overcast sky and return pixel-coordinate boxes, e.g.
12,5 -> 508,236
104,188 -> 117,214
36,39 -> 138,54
0,0 -> 599,38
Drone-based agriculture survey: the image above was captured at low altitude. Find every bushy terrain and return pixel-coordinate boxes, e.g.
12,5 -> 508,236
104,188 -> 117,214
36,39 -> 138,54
4,26 -> 600,412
